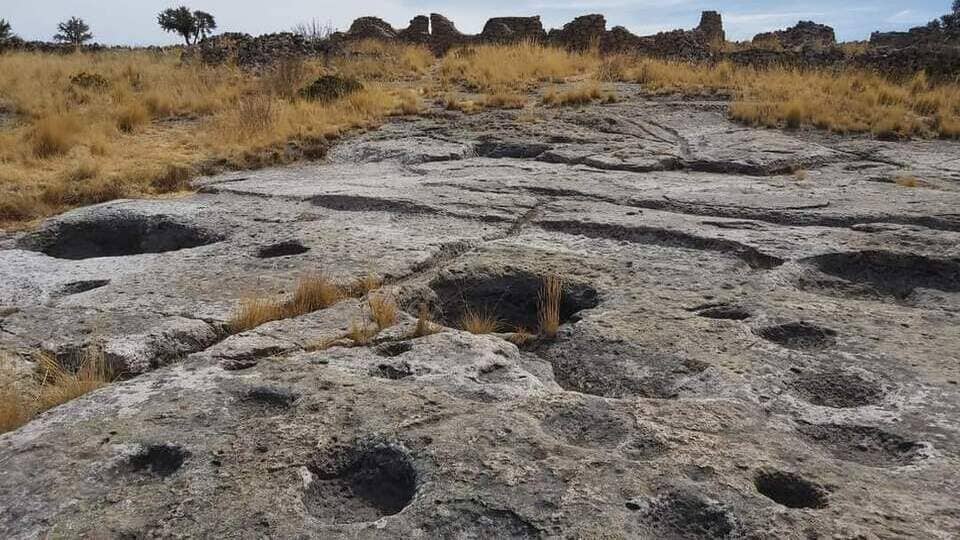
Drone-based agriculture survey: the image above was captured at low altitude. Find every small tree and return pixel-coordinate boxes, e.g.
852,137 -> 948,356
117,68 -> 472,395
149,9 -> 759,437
192,11 -> 216,42
158,7 -> 216,45
54,17 -> 93,47
0,19 -> 13,43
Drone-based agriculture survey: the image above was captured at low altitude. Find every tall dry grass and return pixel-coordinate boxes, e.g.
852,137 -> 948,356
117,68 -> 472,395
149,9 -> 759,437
0,347 -> 113,435
538,274 -> 563,339
0,49 -> 428,226
601,55 -> 960,139
460,307 -> 501,334
229,274 -> 345,333
440,41 -> 595,94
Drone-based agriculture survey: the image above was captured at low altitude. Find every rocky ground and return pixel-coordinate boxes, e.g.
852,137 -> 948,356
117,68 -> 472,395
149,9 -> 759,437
1,85 -> 959,538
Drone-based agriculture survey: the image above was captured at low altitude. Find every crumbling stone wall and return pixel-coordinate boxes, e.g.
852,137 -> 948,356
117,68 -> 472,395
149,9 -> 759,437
697,11 -> 725,45
429,13 -> 470,54
169,10 -> 960,79
480,17 -> 546,43
346,17 -> 397,40
753,21 -> 836,49
547,14 -> 606,51
183,32 -> 335,69
398,16 -> 431,44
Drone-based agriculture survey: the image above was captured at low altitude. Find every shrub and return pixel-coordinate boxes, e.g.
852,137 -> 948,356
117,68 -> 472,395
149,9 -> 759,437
299,75 -> 363,103
236,94 -> 275,135
30,115 -> 78,158
116,102 -> 151,133
151,164 -> 193,193
69,71 -> 110,90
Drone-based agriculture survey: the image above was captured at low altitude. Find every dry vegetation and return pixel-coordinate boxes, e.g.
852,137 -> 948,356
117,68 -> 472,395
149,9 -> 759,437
599,55 -> 960,139
538,274 -> 563,339
0,41 -> 429,226
461,307 -> 502,334
3,40 -> 960,226
1,347 -> 113,435
229,273 -> 346,332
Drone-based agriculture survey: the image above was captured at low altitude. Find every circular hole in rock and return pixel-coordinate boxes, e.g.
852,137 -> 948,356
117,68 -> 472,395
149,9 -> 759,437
304,441 -> 417,524
543,403 -> 628,448
256,240 -> 310,259
220,358 -> 259,371
755,322 -> 836,350
241,386 -> 299,409
56,279 -> 110,297
376,341 -> 413,358
128,443 -> 189,478
803,251 -> 960,299
797,423 -> 926,467
422,502 -> 541,539
372,362 -> 413,380
696,305 -> 752,321
426,270 -> 598,331
644,491 -> 737,539
790,370 -> 884,408
545,341 -> 709,399
754,470 -> 829,509
20,212 -> 223,260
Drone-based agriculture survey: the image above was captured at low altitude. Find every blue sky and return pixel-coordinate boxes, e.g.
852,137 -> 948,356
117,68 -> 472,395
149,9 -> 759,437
1,1 -> 950,45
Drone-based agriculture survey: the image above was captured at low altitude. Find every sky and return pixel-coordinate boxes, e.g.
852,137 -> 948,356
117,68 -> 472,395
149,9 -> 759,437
0,0 -> 951,45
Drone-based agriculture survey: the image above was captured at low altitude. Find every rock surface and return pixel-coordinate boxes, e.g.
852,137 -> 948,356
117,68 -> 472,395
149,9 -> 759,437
1,88 -> 960,538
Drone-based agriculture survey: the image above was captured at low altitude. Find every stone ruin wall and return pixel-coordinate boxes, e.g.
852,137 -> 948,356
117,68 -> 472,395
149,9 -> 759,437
331,11 -> 729,59
89,9 -> 957,79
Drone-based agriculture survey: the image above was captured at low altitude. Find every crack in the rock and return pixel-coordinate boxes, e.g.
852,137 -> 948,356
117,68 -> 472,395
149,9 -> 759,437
537,219 -> 785,269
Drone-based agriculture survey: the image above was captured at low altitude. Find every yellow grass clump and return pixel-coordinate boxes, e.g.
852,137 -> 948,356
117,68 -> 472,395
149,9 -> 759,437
460,307 -> 501,334
369,293 -> 399,329
0,50 -> 423,227
440,41 -> 595,94
0,347 -> 113,435
229,274 -> 345,333
543,81 -> 616,107
538,274 -> 563,339
413,303 -> 441,338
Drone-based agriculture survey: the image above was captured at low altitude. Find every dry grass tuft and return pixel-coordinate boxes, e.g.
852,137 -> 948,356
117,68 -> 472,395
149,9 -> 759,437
413,303 -> 440,338
508,327 -> 536,346
0,353 -> 34,434
0,346 -> 113,435
30,115 -> 80,158
348,316 -> 379,346
538,274 -> 563,339
34,348 -> 113,412
369,293 -> 398,329
229,274 -> 345,333
351,273 -> 383,296
460,307 -> 501,334
481,90 -> 528,109
543,81 -> 616,107
115,102 -> 151,133
895,175 -> 924,188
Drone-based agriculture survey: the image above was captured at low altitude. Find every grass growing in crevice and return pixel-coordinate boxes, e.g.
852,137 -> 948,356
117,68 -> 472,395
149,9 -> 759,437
412,303 -> 441,338
538,274 -> 563,339
0,346 -> 113,435
460,307 -> 502,334
369,293 -> 398,329
229,273 -> 346,333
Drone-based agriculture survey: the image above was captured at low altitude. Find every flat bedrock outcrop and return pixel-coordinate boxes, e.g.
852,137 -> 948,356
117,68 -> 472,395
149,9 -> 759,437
1,92 -> 959,538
